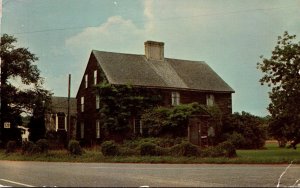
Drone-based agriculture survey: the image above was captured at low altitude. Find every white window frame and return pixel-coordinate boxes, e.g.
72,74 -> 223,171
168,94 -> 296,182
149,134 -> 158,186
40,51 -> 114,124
81,96 -> 84,112
206,94 -> 215,107
96,94 -> 100,109
140,120 -> 143,135
80,123 -> 84,139
171,92 -> 180,106
85,74 -> 88,88
94,70 -> 97,85
96,120 -> 100,139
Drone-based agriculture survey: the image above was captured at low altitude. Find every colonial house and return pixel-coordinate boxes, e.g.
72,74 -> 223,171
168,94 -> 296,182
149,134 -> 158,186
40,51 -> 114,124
45,96 -> 77,138
76,41 -> 234,143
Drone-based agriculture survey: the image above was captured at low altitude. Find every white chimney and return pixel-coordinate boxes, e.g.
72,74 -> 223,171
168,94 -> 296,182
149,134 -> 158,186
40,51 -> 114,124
144,41 -> 164,61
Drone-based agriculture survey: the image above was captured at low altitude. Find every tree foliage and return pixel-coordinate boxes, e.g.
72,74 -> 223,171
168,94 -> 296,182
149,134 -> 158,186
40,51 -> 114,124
257,31 -> 300,146
141,102 -> 210,137
96,82 -> 162,137
222,112 -> 267,149
0,34 -> 51,144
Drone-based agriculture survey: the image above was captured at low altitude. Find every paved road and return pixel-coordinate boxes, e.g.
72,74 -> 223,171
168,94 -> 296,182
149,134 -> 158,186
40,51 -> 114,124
0,161 -> 299,187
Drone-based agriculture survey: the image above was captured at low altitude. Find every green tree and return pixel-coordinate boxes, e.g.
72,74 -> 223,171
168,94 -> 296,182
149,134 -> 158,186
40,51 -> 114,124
0,34 -> 51,145
257,31 -> 300,148
222,112 -> 267,149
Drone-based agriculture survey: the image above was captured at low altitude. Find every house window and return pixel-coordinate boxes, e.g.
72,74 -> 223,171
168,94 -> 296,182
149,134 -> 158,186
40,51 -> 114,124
57,112 -> 65,130
206,94 -> 215,107
96,120 -> 100,138
96,94 -> 100,109
140,120 -> 143,135
94,70 -> 97,85
133,118 -> 141,135
80,123 -> 84,139
171,92 -> 180,106
81,97 -> 84,112
85,74 -> 88,88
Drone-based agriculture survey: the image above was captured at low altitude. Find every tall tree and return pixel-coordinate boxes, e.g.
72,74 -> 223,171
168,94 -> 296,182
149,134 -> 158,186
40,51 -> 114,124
257,31 -> 300,148
0,34 -> 51,144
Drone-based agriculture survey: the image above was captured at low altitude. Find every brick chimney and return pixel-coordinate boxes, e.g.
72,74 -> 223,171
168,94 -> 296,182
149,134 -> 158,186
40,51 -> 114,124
144,41 -> 164,61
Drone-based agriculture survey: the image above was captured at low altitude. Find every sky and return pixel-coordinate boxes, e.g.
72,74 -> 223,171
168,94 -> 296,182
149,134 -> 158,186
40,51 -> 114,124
2,0 -> 300,117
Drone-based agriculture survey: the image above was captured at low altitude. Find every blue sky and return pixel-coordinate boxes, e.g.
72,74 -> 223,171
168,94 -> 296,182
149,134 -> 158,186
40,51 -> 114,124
2,0 -> 300,116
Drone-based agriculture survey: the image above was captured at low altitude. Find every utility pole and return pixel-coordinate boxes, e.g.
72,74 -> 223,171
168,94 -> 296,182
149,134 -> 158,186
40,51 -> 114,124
67,74 -> 71,142
0,0 -> 3,141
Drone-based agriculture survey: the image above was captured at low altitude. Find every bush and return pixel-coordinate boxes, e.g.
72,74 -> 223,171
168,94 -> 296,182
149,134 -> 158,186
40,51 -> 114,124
226,132 -> 246,149
21,141 -> 40,155
36,139 -> 49,153
180,142 -> 199,157
222,112 -> 267,149
6,140 -> 17,153
169,141 -> 199,157
184,142 -> 199,157
101,141 -> 119,156
140,142 -> 157,156
45,130 -> 57,140
202,141 -> 237,158
118,146 -> 138,156
68,140 -> 82,155
217,141 -> 237,157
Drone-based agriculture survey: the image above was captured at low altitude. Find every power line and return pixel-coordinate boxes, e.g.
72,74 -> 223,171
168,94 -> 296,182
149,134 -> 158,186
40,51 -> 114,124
8,4 -> 297,35
11,25 -> 94,35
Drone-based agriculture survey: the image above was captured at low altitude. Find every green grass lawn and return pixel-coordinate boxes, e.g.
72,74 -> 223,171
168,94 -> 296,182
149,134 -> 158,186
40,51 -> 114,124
236,142 -> 300,164
0,142 -> 299,164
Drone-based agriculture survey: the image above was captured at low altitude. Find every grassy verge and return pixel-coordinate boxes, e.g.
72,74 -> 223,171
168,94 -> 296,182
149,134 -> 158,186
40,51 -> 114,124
0,142 -> 299,164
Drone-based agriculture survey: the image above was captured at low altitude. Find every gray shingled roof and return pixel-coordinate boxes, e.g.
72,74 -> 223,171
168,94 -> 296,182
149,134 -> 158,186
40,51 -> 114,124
92,50 -> 234,93
50,96 -> 77,115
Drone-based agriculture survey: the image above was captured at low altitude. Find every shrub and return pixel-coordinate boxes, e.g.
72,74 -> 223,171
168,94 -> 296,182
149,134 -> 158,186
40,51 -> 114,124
202,141 -> 237,158
36,139 -> 49,153
21,141 -> 39,155
68,140 -> 82,155
169,141 -> 199,157
6,140 -> 17,153
217,141 -> 237,157
155,146 -> 169,156
157,137 -> 186,148
45,130 -> 57,140
118,146 -> 138,156
186,142 -> 199,157
101,141 -> 119,156
180,142 -> 199,157
222,112 -> 267,149
140,142 -> 157,156
226,132 -> 246,149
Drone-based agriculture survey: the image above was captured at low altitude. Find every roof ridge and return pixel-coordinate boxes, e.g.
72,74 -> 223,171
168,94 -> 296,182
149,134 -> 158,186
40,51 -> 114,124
92,50 -> 206,63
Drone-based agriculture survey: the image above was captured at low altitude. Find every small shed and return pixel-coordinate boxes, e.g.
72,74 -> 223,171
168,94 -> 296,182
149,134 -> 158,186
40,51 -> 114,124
44,96 -> 77,138
188,114 -> 213,147
17,126 -> 30,142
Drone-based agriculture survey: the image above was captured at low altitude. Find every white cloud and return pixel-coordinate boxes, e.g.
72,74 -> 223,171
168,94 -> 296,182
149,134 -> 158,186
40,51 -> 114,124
66,16 -> 145,55
65,15 -> 149,96
0,0 -> 2,18
143,0 -> 154,32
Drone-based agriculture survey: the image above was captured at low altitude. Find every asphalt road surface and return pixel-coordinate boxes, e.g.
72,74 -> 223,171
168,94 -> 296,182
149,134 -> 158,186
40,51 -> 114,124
0,161 -> 299,187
